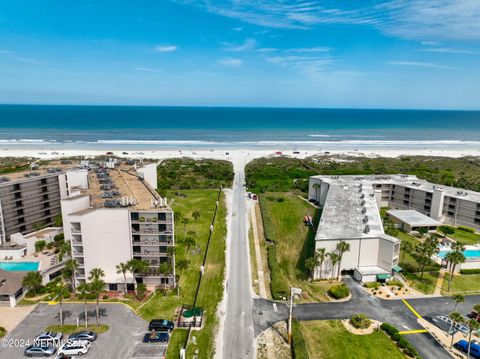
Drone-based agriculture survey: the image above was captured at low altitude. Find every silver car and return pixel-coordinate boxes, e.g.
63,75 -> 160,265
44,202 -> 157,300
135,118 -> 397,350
24,344 -> 56,357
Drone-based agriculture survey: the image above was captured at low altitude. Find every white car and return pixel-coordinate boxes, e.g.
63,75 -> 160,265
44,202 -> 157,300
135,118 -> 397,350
58,340 -> 91,356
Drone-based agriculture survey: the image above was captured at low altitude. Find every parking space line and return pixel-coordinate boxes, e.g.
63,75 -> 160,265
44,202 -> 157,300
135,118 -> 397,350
402,299 -> 422,319
399,329 -> 428,335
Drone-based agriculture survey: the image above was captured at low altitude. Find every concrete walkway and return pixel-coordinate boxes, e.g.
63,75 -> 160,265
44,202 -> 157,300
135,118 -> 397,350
0,305 -> 36,332
434,270 -> 446,295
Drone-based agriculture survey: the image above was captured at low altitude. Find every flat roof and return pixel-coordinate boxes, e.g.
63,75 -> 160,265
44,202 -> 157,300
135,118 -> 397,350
387,209 -> 441,227
0,160 -> 78,183
0,269 -> 25,295
355,266 -> 390,276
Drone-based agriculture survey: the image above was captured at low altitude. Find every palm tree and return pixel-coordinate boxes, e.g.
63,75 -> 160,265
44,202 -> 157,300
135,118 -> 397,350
63,259 -> 78,291
88,268 -> 105,326
77,283 -> 90,328
305,257 -> 317,278
116,262 -> 131,295
127,259 -> 149,290
159,262 -> 171,296
192,210 -> 200,222
315,248 -> 327,280
58,241 -> 71,262
400,241 -> 412,263
445,250 -> 466,292
182,218 -> 189,240
52,282 -> 69,326
312,183 -> 321,202
474,304 -> 480,322
184,236 -> 197,252
449,311 -> 464,348
328,252 -> 341,281
22,271 -> 43,295
467,319 -> 480,358
336,241 -> 351,280
452,294 -> 465,312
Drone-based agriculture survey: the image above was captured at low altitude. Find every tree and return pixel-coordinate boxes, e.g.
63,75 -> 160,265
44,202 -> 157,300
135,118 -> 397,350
327,252 -> 341,281
88,268 -> 105,326
413,236 -> 439,279
336,241 -> 351,280
52,282 -> 69,326
438,225 -> 455,238
176,259 -> 189,272
312,183 -> 321,202
467,319 -> 480,359
474,304 -> 480,322
136,283 -> 147,300
192,211 -> 200,222
445,250 -> 466,292
184,236 -> 197,252
401,241 -> 413,263
54,215 -> 63,227
22,271 -> 43,295
182,218 -> 189,240
58,241 -> 71,262
63,259 -> 78,291
417,227 -> 429,237
35,240 -> 46,253
452,294 -> 465,312
77,283 -> 90,328
448,311 -> 464,348
315,248 -> 327,280
116,262 -> 131,295
305,257 -> 317,278
159,262 -> 171,296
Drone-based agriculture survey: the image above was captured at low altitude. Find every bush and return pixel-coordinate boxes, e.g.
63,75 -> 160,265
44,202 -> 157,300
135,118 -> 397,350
460,269 -> 480,275
365,282 -> 380,290
102,294 -> 109,300
458,225 -> 475,233
349,314 -> 371,329
328,283 -> 350,299
35,240 -> 46,252
387,279 -> 404,288
397,337 -> 409,348
403,344 -> 419,358
0,327 -> 6,338
381,323 -> 419,358
136,283 -> 147,300
380,323 -> 399,337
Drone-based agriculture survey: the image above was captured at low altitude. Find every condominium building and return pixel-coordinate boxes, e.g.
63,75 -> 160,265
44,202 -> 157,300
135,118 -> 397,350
61,161 -> 175,292
0,168 -> 65,245
308,174 -> 480,282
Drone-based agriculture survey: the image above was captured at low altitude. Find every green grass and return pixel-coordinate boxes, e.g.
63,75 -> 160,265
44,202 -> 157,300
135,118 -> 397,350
442,273 -> 480,293
135,189 -> 226,359
299,320 -> 405,359
448,228 -> 480,245
403,271 -> 440,294
44,324 -> 109,334
259,192 -> 333,301
0,327 -> 6,338
292,320 -> 308,359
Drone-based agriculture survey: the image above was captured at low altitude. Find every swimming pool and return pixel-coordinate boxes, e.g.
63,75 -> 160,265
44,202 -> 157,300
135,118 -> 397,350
0,261 -> 39,272
437,249 -> 480,259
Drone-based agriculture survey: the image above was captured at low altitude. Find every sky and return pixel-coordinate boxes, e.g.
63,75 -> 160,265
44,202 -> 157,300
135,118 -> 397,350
0,0 -> 479,109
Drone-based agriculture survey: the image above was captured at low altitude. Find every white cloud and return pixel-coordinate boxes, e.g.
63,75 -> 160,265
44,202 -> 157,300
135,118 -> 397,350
153,45 -> 178,52
233,26 -> 244,31
134,66 -> 163,73
267,55 -> 332,74
218,57 -> 243,66
420,47 -> 479,55
386,61 -> 457,70
224,38 -> 256,52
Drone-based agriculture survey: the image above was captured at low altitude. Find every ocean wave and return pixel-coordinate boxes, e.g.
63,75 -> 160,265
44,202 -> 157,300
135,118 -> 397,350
308,134 -> 331,137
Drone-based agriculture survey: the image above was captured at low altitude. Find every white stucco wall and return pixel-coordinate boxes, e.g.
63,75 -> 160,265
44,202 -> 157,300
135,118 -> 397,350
137,163 -> 158,190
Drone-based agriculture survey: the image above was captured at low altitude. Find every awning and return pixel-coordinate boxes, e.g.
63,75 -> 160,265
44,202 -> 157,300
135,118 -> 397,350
376,274 -> 391,280
392,266 -> 403,273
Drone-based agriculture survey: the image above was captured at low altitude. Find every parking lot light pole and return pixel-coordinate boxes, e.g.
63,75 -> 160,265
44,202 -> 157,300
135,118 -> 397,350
288,287 -> 302,346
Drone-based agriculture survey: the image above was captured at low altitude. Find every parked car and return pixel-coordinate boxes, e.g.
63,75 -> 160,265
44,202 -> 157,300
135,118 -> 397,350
58,340 -> 90,356
106,151 -> 113,155
35,332 -> 63,345
293,151 -> 300,154
68,331 -> 97,342
143,331 -> 170,343
454,340 -> 480,358
122,152 -> 129,155
148,319 -> 174,332
55,354 -> 76,359
24,344 -> 56,357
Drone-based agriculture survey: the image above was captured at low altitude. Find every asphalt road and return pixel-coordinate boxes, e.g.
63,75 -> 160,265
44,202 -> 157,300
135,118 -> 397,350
0,303 -> 156,359
253,277 -> 480,359
222,161 -> 255,359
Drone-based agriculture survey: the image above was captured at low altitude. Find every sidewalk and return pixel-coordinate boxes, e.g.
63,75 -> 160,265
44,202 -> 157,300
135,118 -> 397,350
434,270 -> 446,295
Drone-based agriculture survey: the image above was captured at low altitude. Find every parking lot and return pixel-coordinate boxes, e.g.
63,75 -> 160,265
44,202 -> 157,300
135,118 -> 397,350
1,303 -> 166,358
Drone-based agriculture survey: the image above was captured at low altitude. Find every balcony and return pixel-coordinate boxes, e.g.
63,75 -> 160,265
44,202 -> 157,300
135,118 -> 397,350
133,250 -> 168,257
131,228 -> 172,235
132,239 -> 173,246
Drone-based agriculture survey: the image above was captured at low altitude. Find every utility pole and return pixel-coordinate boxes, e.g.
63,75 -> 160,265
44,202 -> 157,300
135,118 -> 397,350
288,287 -> 302,346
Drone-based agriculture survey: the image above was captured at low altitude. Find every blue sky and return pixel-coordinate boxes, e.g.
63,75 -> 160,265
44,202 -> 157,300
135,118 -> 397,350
0,0 -> 479,109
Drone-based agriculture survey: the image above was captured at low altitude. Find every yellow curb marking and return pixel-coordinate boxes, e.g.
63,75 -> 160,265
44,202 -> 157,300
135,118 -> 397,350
399,329 -> 428,335
402,299 -> 422,319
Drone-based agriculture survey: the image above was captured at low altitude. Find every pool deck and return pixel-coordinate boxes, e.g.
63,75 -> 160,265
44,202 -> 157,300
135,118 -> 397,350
0,251 -> 59,272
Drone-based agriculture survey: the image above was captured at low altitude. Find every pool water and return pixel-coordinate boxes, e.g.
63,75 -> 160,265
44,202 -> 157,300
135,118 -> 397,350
0,261 -> 39,271
438,249 -> 480,259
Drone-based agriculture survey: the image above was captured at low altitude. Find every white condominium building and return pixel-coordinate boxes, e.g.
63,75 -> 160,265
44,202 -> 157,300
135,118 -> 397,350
61,161 -> 175,292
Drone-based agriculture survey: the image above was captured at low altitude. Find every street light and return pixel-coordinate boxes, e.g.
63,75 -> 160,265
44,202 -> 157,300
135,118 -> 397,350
288,287 -> 302,346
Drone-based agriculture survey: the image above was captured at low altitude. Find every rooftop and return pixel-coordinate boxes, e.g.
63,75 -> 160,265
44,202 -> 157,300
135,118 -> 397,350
0,269 -> 25,295
0,160 -> 79,183
387,209 -> 441,227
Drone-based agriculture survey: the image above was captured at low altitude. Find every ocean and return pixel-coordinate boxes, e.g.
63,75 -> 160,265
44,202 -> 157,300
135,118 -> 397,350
0,105 -> 479,151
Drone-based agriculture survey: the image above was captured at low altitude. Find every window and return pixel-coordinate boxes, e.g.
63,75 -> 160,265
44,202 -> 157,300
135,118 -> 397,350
108,283 -> 118,291
131,212 -> 139,221
43,202 -> 50,208
158,212 -> 166,221
18,217 -> 25,224
41,178 -> 47,185
17,209 -> 24,215
403,200 -> 409,205
43,194 -> 49,200
14,192 -> 21,199
16,200 -> 22,208
19,225 -> 26,232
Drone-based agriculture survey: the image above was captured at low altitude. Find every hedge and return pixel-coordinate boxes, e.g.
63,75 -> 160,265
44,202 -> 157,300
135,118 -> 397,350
380,323 -> 419,358
349,314 -> 371,329
291,320 -> 309,359
460,269 -> 480,275
0,327 -> 6,338
267,245 -> 289,299
328,283 -> 350,299
458,226 -> 475,233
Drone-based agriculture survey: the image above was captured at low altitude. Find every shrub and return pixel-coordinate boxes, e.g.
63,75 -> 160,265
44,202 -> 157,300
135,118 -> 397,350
102,294 -> 109,300
392,332 -> 402,342
380,323 -> 399,337
35,240 -> 46,252
291,320 -> 308,359
403,344 -> 419,358
387,279 -> 404,288
460,269 -> 480,275
0,327 -> 6,338
397,337 -> 409,349
328,283 -> 350,299
349,314 -> 371,329
136,283 -> 147,300
458,225 -> 475,233
365,282 -> 380,290
276,197 -> 285,203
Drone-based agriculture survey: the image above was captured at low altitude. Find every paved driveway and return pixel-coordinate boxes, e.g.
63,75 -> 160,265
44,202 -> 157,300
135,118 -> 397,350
0,303 -> 163,359
253,277 -> 480,359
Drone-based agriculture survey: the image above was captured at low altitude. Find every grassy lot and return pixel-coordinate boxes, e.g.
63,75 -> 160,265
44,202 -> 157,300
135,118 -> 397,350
442,273 -> 480,294
404,271 -> 440,295
248,225 -> 259,296
297,320 -> 405,359
259,192 -> 335,301
45,324 -> 109,335
135,189 -> 226,359
447,228 -> 480,245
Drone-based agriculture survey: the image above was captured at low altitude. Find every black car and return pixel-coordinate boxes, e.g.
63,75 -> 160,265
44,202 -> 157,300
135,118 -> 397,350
148,319 -> 174,332
143,332 -> 169,343
68,331 -> 97,342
